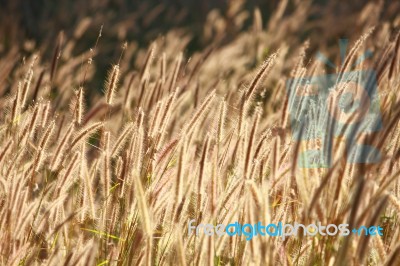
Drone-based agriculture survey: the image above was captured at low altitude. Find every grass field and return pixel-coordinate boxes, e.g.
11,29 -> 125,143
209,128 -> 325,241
0,1 -> 400,265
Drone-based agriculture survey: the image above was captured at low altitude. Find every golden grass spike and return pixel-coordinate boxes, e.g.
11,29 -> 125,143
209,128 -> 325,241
51,121 -> 75,171
245,52 -> 278,104
105,64 -> 120,105
70,121 -> 103,149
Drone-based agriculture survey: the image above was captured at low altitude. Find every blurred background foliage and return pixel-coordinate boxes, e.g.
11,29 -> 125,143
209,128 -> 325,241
1,0 -> 399,96
1,0 -> 278,54
2,0 -> 399,53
